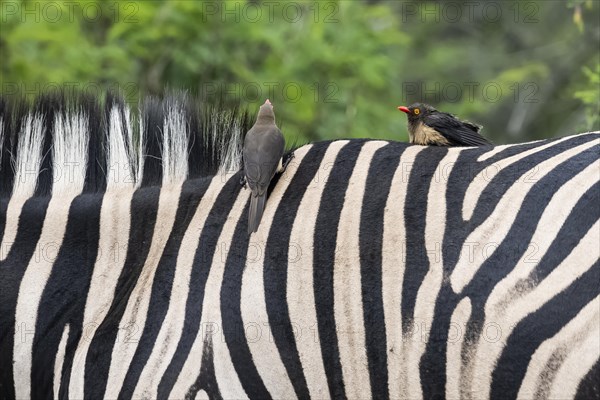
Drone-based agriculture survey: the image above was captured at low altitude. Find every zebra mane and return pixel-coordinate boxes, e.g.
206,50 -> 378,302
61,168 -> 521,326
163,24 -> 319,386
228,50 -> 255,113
0,90 -> 251,198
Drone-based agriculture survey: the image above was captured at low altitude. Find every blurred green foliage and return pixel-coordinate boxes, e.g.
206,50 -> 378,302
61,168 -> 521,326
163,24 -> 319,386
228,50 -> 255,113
1,0 -> 598,144
575,63 -> 600,130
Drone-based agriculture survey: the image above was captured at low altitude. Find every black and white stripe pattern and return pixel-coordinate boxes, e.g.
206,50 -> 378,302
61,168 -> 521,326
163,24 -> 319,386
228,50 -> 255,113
0,93 -> 598,399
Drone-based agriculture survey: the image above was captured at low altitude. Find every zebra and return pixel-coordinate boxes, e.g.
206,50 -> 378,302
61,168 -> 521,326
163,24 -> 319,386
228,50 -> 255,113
0,91 -> 598,399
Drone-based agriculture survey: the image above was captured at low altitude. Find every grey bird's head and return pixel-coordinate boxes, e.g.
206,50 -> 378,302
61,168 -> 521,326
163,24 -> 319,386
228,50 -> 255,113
397,102 -> 436,126
256,99 -> 275,124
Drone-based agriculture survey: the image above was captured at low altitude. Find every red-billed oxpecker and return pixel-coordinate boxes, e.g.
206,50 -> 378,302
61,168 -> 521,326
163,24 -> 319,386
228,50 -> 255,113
398,103 -> 492,146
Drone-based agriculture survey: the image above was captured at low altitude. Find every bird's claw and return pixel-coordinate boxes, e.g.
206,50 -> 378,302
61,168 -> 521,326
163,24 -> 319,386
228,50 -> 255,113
239,175 -> 247,189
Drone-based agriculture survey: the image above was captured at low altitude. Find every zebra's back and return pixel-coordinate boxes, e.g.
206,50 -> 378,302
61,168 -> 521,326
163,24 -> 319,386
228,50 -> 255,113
1,130 -> 599,398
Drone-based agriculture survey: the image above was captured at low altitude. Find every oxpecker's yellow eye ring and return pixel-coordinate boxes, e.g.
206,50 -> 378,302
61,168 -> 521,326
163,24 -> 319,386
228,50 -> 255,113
414,108 -> 420,115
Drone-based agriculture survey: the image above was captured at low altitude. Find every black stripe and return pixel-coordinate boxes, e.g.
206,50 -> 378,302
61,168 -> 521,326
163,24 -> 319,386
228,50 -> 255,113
186,337 -> 223,400
263,143 -> 329,399
29,193 -> 103,398
0,197 -> 51,400
188,104 -> 250,179
0,96 -> 8,233
118,178 -> 211,398
0,198 -> 8,245
418,291 -> 461,400
140,98 -> 163,187
33,93 -> 60,197
185,100 -> 205,179
491,262 -> 600,399
401,146 -> 448,332
105,92 -> 135,184
219,200 -> 270,399
575,359 -> 600,400
157,173 -> 243,398
84,186 -> 161,399
359,143 -> 404,400
83,94 -> 106,193
313,139 -> 368,399
0,96 -> 25,197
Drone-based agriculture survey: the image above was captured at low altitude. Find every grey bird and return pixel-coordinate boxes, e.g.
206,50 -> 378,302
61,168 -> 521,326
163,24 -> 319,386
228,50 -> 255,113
243,99 -> 285,235
398,102 -> 492,146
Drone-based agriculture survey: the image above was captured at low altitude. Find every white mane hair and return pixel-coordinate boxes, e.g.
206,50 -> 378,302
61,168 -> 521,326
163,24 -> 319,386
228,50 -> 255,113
0,91 -> 251,198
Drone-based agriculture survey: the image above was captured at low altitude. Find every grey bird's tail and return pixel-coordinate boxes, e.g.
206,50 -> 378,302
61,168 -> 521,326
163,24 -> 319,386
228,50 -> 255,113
248,193 -> 267,235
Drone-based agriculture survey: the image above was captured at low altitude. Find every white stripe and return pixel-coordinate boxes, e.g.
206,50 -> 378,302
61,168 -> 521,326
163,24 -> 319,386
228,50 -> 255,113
1,114 -> 46,260
445,297 -> 472,400
240,145 -> 310,399
462,135 -> 593,220
382,146 -> 422,400
517,296 -> 599,399
288,141 -> 346,399
217,114 -> 244,175
162,100 -> 189,184
13,193 -> 80,399
406,148 -> 463,400
12,113 -> 45,198
452,139 -> 599,294
334,140 -> 387,399
68,187 -> 135,398
52,112 -> 88,196
53,324 -> 70,399
469,220 -> 599,398
169,174 -> 244,398
104,182 -> 183,398
137,114 -> 146,188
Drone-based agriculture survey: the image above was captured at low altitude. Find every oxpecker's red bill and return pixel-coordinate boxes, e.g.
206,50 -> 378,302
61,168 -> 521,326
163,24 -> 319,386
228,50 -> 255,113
398,106 -> 410,114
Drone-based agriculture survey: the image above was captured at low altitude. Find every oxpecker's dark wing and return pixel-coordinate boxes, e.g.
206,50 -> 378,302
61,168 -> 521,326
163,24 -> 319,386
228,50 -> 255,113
243,125 -> 285,194
424,112 -> 492,146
